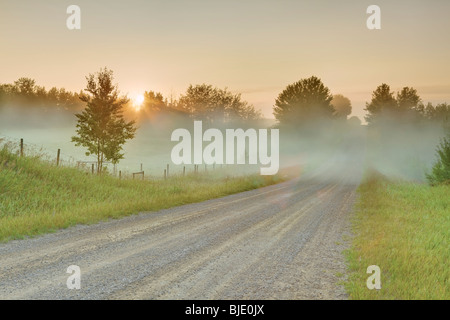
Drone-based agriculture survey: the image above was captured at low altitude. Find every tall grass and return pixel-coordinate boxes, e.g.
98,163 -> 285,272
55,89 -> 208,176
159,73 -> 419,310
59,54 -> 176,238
345,171 -> 450,299
0,144 -> 285,242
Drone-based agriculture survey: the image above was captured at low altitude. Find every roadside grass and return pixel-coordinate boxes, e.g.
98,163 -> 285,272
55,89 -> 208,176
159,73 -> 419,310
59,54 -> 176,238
0,144 -> 289,243
345,171 -> 450,299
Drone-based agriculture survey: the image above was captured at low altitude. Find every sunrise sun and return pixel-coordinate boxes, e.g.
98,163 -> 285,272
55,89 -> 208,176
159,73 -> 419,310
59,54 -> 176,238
133,94 -> 145,111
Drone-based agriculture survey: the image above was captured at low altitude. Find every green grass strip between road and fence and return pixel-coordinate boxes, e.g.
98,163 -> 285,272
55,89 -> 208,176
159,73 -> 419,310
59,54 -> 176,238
0,144 -> 287,243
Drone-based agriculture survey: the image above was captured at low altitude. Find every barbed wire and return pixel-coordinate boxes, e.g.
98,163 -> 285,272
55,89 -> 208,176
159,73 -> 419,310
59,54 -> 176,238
0,133 -> 97,165
0,133 -> 243,178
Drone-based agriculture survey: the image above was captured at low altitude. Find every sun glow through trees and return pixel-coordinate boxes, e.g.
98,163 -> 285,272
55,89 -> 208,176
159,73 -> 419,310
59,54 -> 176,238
133,94 -> 144,111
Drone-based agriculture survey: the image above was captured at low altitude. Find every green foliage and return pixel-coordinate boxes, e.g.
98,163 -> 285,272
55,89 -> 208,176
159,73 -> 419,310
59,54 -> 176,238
425,103 -> 450,130
364,83 -> 398,124
273,76 -> 334,126
71,68 -> 137,172
346,173 -> 449,299
397,87 -> 421,111
426,134 -> 450,185
177,84 -> 261,123
364,84 -> 450,127
0,78 -> 81,110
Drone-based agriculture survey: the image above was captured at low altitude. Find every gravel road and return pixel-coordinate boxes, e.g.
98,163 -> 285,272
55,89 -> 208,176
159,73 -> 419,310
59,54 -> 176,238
0,166 -> 361,300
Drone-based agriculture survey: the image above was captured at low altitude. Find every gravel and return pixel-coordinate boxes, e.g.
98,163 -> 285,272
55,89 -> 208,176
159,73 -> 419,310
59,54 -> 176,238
0,167 -> 360,300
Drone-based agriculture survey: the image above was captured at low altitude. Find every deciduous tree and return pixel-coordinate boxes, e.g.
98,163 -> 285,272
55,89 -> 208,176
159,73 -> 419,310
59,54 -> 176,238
273,76 -> 334,126
71,68 -> 136,173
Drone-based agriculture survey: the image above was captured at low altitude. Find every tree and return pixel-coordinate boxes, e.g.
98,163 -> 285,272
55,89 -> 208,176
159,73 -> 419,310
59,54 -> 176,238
11,77 -> 37,104
426,133 -> 450,185
397,87 -> 421,111
142,91 -> 167,112
13,78 -> 36,97
178,84 -> 261,123
331,94 -> 352,119
425,102 -> 436,119
424,102 -> 450,130
273,76 -> 334,126
364,83 -> 398,124
71,68 -> 137,174
0,84 -> 13,106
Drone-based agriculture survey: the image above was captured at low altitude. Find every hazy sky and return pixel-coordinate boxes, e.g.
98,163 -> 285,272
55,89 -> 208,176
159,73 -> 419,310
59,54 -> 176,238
1,0 -> 450,120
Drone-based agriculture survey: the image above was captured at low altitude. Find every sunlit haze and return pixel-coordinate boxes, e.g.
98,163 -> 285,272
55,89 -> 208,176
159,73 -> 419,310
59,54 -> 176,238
1,0 -> 450,121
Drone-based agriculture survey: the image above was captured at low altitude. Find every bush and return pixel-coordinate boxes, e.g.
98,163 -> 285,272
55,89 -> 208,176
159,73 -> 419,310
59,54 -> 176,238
426,134 -> 450,185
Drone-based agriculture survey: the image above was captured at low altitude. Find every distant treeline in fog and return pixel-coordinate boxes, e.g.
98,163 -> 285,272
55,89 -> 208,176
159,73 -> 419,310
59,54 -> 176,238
0,78 -> 263,126
0,78 -> 83,111
1,76 -> 448,130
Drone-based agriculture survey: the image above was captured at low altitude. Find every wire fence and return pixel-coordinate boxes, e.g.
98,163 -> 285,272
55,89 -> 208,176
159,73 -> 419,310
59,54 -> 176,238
0,133 -> 96,167
0,134 -> 239,180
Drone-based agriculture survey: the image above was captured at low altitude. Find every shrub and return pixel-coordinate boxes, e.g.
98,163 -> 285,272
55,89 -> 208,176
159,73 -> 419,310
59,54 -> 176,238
426,134 -> 450,185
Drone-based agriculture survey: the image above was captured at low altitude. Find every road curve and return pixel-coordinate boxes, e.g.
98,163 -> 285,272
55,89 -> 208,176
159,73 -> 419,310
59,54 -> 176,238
0,168 -> 360,300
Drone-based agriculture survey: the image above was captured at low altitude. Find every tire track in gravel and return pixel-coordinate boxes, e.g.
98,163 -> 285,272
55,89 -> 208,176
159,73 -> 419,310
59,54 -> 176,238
0,166 -> 361,300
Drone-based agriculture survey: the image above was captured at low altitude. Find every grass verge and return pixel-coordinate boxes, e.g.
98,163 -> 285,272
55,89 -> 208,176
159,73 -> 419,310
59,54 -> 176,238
0,145 -> 290,243
345,171 -> 449,299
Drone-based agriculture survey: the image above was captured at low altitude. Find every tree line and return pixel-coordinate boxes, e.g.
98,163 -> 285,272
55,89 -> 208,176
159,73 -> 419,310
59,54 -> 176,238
139,84 -> 262,123
2,74 -> 449,129
0,78 -> 262,123
364,84 -> 450,127
0,78 -> 83,111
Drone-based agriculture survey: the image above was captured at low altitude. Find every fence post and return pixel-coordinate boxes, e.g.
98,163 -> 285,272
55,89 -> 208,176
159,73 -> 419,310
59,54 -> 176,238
56,149 -> 60,167
119,171 -> 122,180
20,139 -> 23,157
142,171 -> 144,180
183,166 -> 185,176
164,169 -> 167,179
140,163 -> 143,172
92,164 -> 95,174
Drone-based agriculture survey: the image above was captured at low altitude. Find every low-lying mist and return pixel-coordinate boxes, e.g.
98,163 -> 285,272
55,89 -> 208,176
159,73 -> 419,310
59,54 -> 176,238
0,104 -> 446,183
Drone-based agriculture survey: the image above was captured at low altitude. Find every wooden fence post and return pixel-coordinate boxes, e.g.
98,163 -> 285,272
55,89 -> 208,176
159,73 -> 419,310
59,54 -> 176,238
56,149 -> 60,167
92,163 -> 94,174
119,171 -> 122,180
20,139 -> 23,157
183,166 -> 185,176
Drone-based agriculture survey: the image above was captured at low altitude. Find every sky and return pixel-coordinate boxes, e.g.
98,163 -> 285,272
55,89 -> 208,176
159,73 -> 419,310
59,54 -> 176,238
1,0 -> 450,121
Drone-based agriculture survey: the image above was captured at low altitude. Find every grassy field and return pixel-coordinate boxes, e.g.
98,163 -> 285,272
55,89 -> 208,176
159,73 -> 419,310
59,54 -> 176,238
345,171 -> 450,299
0,144 -> 287,243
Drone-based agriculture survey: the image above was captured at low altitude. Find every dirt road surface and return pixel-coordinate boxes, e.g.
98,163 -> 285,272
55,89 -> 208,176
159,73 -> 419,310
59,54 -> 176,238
0,166 -> 361,300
